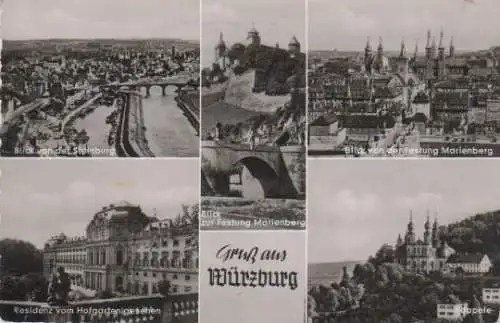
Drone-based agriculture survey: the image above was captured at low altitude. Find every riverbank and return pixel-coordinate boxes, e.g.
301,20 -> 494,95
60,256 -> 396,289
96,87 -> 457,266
113,91 -> 153,157
176,90 -> 199,135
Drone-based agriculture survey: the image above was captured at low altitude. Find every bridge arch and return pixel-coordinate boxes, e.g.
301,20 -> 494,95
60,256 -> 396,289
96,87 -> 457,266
235,156 -> 280,199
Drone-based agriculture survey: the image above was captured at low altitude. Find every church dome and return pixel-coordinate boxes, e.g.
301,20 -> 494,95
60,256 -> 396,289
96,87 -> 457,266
289,35 -> 300,46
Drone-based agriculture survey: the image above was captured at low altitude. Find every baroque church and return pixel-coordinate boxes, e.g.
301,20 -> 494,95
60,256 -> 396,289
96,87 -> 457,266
394,213 -> 456,273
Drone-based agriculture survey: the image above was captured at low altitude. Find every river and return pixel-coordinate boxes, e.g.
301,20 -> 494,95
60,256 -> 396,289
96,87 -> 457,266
72,87 -> 198,157
73,105 -> 115,156
141,86 -> 198,157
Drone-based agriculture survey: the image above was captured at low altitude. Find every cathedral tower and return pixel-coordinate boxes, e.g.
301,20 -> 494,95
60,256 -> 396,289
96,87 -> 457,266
364,37 -> 373,73
425,30 -> 432,60
449,36 -> 455,58
438,29 -> 446,78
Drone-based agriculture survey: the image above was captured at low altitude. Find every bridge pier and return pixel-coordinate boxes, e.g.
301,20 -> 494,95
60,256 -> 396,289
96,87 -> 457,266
145,86 -> 151,98
161,85 -> 166,96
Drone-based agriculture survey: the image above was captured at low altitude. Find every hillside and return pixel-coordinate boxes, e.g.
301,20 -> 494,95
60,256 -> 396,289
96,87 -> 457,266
309,209 -> 500,322
446,210 -> 500,266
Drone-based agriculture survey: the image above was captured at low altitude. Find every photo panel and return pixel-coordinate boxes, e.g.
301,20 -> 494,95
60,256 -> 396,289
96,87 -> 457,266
200,231 -> 307,322
308,159 -> 500,322
200,0 -> 306,231
307,0 -> 500,157
0,0 -> 200,158
0,159 -> 199,323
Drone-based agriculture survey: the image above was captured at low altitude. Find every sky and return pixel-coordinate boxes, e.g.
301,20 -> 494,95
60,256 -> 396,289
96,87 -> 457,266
0,159 -> 199,249
308,159 -> 500,264
2,0 -> 200,41
201,0 -> 305,67
309,0 -> 500,51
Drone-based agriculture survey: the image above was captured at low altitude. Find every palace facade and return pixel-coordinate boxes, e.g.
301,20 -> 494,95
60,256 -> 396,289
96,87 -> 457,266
43,201 -> 198,296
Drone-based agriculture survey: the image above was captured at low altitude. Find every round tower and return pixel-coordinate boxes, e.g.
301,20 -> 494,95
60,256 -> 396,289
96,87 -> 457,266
288,35 -> 301,55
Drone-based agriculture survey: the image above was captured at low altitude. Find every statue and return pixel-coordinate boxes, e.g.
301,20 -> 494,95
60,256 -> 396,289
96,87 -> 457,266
47,267 -> 71,306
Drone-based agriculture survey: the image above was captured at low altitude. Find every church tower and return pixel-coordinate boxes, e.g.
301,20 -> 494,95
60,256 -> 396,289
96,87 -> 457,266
425,30 -> 432,60
215,32 -> 227,70
431,36 -> 437,59
288,35 -> 301,56
423,214 -> 431,244
431,216 -> 439,248
437,29 -> 446,78
247,23 -> 261,47
449,36 -> 455,58
405,212 -> 416,244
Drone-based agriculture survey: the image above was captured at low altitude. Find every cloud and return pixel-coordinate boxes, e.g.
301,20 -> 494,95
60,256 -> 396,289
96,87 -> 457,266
203,2 -> 237,24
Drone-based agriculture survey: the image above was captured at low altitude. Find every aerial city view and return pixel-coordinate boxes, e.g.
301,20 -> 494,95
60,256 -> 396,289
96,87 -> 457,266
308,0 -> 500,157
308,159 -> 500,323
0,159 -> 199,322
0,0 -> 200,157
199,0 -> 306,230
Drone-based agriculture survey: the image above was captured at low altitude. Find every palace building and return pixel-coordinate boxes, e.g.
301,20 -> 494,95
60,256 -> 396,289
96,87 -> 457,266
43,201 -> 198,296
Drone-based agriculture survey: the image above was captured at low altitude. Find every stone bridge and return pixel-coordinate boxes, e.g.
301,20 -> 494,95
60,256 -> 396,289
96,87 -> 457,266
102,77 -> 198,98
0,293 -> 197,323
201,140 -> 305,199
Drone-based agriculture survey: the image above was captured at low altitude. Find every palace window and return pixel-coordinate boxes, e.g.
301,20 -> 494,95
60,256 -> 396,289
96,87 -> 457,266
151,252 -> 159,267
116,249 -> 123,266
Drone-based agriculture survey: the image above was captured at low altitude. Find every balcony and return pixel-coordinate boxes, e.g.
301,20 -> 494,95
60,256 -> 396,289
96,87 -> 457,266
0,293 -> 197,322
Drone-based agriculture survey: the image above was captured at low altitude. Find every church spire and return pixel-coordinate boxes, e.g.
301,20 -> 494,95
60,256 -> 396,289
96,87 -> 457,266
399,38 -> 407,58
424,211 -> 431,244
414,40 -> 418,59
438,28 -> 444,49
377,36 -> 383,53
449,36 -> 455,57
426,29 -> 431,48
365,36 -> 372,50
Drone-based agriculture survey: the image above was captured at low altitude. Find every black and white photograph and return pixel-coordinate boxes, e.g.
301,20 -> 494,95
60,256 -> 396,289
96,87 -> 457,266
1,0 -> 200,158
0,159 -> 199,323
308,0 -> 500,157
308,159 -> 500,322
200,0 -> 306,231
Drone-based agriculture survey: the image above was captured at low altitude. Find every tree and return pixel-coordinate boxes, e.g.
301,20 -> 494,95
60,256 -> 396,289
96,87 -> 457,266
371,244 -> 395,266
0,239 -> 43,276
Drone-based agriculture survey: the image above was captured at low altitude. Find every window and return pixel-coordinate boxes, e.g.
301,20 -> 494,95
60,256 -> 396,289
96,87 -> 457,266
173,274 -> 178,280
173,240 -> 179,247
185,275 -> 190,281
144,272 -> 148,277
